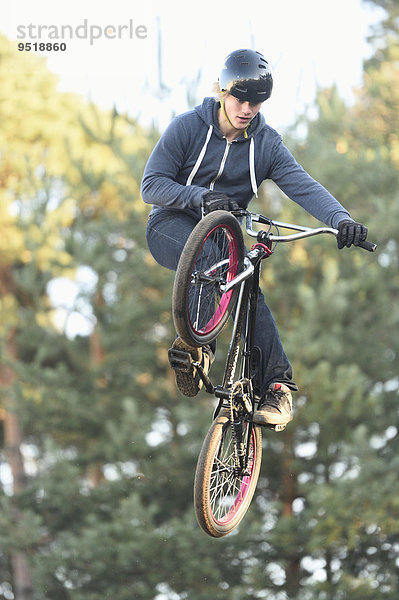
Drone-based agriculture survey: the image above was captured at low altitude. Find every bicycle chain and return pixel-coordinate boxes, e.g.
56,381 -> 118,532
228,379 -> 251,474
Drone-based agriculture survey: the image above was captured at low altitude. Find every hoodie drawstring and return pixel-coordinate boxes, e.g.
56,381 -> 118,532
186,125 -> 213,187
186,122 -> 258,199
249,137 -> 258,198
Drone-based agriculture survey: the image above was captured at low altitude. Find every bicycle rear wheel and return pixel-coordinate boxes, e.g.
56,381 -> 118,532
172,210 -> 244,347
194,410 -> 262,538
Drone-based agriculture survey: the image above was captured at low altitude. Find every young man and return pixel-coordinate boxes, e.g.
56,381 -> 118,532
141,49 -> 367,429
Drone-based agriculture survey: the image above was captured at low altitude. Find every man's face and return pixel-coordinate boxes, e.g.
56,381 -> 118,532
223,94 -> 262,130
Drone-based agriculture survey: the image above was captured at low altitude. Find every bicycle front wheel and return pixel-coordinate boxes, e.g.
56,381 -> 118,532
172,210 -> 244,347
194,410 -> 262,538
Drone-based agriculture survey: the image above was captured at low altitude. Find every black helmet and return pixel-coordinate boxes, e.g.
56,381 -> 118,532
219,49 -> 273,104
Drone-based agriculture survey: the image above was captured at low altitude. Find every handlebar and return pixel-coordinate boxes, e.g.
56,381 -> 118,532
240,211 -> 377,253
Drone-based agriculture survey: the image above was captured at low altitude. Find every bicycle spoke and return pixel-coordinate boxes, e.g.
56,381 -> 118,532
186,224 -> 239,336
193,283 -> 204,330
208,424 -> 256,523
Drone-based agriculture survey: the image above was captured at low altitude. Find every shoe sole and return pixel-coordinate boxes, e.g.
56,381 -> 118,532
171,339 -> 211,397
252,413 -> 293,426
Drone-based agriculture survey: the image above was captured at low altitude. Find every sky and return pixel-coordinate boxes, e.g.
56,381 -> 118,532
0,0 -> 385,338
2,0 -> 384,132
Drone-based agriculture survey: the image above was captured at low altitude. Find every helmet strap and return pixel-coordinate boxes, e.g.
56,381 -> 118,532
220,96 -> 249,139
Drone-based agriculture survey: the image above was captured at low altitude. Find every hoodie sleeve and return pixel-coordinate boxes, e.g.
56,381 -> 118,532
141,116 -> 207,210
269,136 -> 352,229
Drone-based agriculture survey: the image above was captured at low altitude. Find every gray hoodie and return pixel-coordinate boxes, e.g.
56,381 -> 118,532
141,97 -> 351,227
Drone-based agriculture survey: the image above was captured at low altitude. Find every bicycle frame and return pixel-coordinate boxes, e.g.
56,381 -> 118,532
220,240 -> 276,473
213,240 -> 273,421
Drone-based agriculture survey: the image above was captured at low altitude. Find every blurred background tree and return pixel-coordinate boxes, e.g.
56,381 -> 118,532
0,0 -> 398,597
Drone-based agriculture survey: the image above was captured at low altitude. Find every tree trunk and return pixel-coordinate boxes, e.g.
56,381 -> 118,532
280,433 -> 301,597
87,287 -> 106,488
1,326 -> 34,600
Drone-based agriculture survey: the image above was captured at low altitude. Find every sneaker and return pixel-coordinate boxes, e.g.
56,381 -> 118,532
168,337 -> 214,397
252,382 -> 293,427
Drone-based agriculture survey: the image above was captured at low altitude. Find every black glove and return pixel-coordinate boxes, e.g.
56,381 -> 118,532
337,219 -> 368,249
202,191 -> 240,215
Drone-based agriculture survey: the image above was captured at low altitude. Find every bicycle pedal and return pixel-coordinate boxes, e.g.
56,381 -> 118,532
271,423 -> 286,432
168,348 -> 193,373
258,422 -> 287,432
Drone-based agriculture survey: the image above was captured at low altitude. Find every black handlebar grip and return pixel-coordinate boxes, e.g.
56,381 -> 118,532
358,239 -> 378,252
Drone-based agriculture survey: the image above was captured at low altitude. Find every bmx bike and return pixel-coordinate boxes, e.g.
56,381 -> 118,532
168,209 -> 376,537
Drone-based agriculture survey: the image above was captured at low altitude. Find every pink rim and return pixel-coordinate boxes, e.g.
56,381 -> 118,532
212,428 -> 257,525
187,224 -> 239,337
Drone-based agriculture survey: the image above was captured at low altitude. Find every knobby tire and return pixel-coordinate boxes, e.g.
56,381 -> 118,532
172,210 -> 244,347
